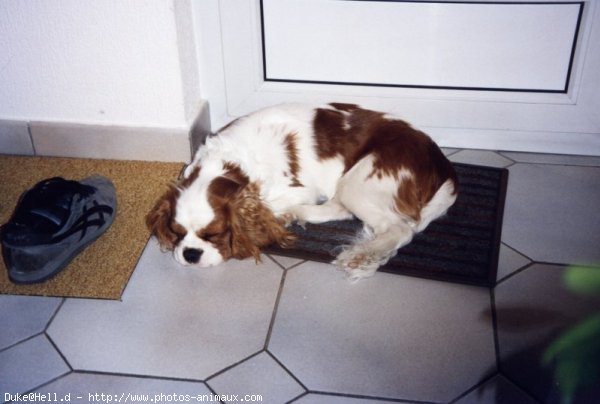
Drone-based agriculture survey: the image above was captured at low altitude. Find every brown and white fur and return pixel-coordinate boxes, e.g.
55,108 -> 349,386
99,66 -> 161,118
146,103 -> 458,281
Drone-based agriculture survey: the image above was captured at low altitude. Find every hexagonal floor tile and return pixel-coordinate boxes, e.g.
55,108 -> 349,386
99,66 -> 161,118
448,150 -> 513,168
442,147 -> 461,156
208,352 -> 305,403
496,244 -> 531,282
267,254 -> 305,270
47,240 -> 283,379
269,262 -> 496,402
0,335 -> 69,396
502,163 -> 600,264
500,152 -> 600,167
293,393 -> 403,403
0,295 -> 62,350
495,263 -> 600,402
454,375 -> 538,404
33,372 -> 212,401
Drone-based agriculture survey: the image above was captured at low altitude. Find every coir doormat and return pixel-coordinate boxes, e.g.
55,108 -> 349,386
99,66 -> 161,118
266,163 -> 508,287
0,156 -> 183,299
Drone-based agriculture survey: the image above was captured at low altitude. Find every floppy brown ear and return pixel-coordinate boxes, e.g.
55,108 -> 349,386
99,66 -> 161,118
146,186 -> 180,251
228,184 -> 295,262
209,175 -> 246,200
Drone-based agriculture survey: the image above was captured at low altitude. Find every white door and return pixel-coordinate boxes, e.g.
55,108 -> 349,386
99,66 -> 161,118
193,0 -> 600,155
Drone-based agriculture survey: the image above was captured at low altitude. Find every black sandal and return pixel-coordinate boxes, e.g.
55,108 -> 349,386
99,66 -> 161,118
1,176 -> 117,284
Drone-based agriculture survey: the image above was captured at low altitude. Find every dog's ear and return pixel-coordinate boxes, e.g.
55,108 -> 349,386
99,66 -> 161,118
228,184 -> 295,262
209,175 -> 245,201
209,163 -> 250,201
146,186 -> 182,251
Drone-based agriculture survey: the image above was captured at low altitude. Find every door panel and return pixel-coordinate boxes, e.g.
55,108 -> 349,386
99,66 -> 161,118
263,1 -> 580,92
193,0 -> 600,155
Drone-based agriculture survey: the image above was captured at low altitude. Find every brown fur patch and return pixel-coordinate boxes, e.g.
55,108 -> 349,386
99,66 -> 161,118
204,163 -> 295,262
313,105 -> 385,168
313,103 -> 458,221
284,132 -> 303,187
228,183 -> 295,261
145,166 -> 201,250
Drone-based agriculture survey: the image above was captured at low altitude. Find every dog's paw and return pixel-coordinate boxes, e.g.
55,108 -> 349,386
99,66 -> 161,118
279,212 -> 296,227
333,249 -> 381,282
279,211 -> 306,229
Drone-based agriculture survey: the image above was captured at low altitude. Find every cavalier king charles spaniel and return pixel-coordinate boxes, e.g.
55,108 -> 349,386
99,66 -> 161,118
146,103 -> 458,280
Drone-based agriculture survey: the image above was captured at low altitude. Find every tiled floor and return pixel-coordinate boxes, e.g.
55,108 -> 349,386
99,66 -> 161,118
2,149 -> 600,404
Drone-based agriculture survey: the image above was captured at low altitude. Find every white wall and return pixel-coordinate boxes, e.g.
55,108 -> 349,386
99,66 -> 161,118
0,0 -> 209,161
0,0 -> 200,127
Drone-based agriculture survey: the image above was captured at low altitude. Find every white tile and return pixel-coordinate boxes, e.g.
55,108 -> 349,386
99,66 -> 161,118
0,120 -> 34,156
47,240 -> 283,379
496,244 -> 531,282
500,151 -> 600,167
442,147 -> 461,156
269,262 -> 496,402
267,254 -> 305,269
502,163 -> 600,263
0,335 -> 69,396
208,352 -> 304,403
495,264 -> 600,402
448,150 -> 513,168
0,295 -> 62,350
294,394 -> 404,403
34,372 -> 212,401
454,375 -> 537,404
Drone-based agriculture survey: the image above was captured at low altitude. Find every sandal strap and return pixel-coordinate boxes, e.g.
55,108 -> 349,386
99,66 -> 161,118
51,202 -> 114,243
2,177 -> 101,246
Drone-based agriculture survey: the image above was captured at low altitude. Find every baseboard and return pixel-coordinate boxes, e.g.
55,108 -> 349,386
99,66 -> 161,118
0,102 -> 210,163
0,120 -> 34,156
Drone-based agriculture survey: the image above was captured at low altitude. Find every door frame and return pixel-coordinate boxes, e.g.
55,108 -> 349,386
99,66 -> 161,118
193,0 -> 600,155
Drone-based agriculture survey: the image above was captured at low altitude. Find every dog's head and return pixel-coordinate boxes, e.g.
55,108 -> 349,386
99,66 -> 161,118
146,163 -> 294,267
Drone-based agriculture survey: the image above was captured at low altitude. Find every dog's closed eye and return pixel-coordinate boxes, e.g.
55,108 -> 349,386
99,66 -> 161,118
200,232 -> 219,241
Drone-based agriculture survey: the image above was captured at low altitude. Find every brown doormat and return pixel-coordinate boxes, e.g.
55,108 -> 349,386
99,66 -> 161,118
266,163 -> 508,287
0,156 -> 183,299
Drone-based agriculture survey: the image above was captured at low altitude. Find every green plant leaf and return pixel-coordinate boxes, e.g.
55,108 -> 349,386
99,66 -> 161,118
564,265 -> 600,295
543,314 -> 600,404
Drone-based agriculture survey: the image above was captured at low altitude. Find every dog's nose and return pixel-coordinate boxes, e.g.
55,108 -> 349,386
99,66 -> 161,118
183,248 -> 203,264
